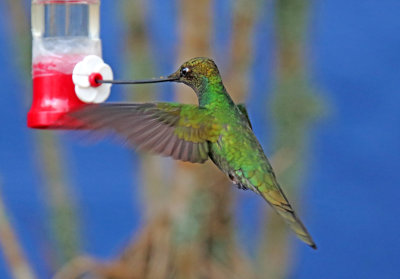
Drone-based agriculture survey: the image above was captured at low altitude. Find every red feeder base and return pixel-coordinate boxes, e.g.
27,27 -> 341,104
28,57 -> 87,129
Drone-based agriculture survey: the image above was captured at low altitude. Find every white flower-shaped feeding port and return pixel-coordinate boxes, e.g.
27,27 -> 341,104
72,55 -> 113,103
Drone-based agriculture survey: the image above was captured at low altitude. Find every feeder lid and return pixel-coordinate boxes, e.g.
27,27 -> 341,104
72,55 -> 113,103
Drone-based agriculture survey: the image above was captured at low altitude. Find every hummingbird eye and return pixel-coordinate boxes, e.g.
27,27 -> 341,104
180,67 -> 190,77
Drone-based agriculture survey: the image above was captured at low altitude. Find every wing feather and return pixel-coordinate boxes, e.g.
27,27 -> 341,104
68,103 -> 220,163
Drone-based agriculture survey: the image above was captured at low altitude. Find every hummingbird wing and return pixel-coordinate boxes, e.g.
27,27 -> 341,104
69,102 -> 221,163
236,103 -> 252,130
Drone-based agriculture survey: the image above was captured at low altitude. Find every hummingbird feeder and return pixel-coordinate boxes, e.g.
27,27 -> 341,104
28,0 -> 113,129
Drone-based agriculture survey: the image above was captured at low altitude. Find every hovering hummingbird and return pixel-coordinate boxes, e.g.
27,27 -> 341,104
70,57 -> 317,249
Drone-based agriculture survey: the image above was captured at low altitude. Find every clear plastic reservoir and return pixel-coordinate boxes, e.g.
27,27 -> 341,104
29,0 -> 101,128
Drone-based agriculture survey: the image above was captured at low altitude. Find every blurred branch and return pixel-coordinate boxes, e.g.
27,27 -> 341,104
35,132 -> 81,267
225,0 -> 260,102
175,0 -> 213,104
258,0 -> 322,278
122,0 -> 175,220
6,0 -> 32,111
6,0 -> 31,77
52,256 -> 102,279
122,0 -> 157,102
8,0 -> 81,273
0,183 -> 37,279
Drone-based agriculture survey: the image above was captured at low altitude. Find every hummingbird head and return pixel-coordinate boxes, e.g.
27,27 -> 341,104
168,57 -> 222,93
98,57 -> 223,96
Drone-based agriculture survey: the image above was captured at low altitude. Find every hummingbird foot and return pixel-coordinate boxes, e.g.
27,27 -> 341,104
228,172 -> 249,191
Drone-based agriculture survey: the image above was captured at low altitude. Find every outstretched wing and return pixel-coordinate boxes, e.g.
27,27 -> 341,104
237,103 -> 252,130
69,103 -> 221,163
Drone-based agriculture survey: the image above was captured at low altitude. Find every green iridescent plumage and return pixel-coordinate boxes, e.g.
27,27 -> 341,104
71,57 -> 316,249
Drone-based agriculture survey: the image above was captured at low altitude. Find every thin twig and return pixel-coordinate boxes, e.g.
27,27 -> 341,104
0,184 -> 37,279
52,256 -> 100,279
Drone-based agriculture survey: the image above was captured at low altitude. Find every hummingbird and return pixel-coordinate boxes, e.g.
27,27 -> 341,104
70,57 -> 317,249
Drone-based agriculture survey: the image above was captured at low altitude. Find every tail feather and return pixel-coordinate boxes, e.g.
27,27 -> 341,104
256,186 -> 317,249
227,167 -> 316,248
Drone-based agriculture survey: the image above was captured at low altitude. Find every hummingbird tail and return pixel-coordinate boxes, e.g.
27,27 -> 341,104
257,187 -> 317,249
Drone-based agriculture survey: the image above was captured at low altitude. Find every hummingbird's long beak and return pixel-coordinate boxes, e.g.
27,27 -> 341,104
98,72 -> 180,85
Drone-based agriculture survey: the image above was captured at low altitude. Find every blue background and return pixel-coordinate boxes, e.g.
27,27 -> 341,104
1,1 -> 400,278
